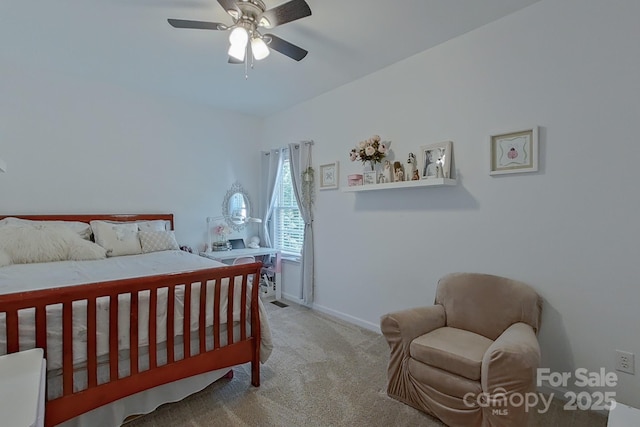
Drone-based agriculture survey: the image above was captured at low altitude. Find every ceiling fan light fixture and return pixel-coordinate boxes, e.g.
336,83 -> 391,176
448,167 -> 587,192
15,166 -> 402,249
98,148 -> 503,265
228,43 -> 246,61
258,17 -> 270,27
251,37 -> 270,60
227,9 -> 240,19
229,26 -> 249,47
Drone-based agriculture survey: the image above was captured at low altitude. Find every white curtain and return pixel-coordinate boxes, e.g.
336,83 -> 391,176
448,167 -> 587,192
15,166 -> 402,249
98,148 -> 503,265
258,149 -> 284,248
288,141 -> 315,306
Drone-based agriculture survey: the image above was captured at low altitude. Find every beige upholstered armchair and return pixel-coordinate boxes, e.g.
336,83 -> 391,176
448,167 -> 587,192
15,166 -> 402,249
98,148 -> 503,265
380,273 -> 543,427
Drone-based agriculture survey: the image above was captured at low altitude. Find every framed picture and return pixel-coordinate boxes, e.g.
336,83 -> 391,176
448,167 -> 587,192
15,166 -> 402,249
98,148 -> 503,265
489,127 -> 538,175
363,170 -> 377,185
420,141 -> 452,179
319,161 -> 339,190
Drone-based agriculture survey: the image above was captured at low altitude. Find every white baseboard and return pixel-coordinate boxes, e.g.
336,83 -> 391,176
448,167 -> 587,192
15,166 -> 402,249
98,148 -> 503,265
310,302 -> 381,333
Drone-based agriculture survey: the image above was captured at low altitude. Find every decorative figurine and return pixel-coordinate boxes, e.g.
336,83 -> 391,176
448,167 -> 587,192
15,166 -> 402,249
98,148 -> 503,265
383,160 -> 393,183
393,161 -> 404,182
406,153 -> 417,182
247,236 -> 261,249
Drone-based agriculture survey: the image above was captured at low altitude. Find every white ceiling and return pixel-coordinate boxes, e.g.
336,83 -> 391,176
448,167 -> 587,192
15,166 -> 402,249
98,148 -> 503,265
2,0 -> 540,117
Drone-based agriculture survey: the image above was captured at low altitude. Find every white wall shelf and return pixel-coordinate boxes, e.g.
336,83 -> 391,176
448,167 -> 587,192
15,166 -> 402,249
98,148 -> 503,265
341,178 -> 456,192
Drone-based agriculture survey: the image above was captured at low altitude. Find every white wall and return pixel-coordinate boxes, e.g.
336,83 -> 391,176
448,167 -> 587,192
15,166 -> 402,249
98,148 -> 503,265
0,62 -> 262,249
262,0 -> 640,407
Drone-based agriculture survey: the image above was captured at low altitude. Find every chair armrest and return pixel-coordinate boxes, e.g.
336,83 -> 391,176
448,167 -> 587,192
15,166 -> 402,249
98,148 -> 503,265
380,305 -> 446,357
481,322 -> 541,393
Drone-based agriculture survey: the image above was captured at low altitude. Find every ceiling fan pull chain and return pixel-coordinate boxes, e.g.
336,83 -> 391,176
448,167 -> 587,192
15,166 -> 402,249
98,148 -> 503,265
244,44 -> 249,79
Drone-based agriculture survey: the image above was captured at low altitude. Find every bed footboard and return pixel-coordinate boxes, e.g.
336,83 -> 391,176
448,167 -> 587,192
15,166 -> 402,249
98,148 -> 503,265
0,262 -> 262,427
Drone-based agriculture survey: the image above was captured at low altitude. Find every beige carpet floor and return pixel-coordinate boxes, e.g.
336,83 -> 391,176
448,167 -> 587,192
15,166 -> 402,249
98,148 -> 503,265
125,299 -> 608,427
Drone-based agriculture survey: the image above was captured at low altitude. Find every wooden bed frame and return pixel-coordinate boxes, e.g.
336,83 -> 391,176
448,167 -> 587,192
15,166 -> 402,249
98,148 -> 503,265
0,214 -> 262,427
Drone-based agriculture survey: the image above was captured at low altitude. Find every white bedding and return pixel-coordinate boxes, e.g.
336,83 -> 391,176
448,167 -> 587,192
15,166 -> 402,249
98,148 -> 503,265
0,250 -> 273,369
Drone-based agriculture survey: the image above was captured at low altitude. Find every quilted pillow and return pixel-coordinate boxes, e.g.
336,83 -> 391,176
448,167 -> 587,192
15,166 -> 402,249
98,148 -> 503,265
90,220 -> 142,257
137,220 -> 170,232
138,230 -> 180,253
0,224 -> 106,267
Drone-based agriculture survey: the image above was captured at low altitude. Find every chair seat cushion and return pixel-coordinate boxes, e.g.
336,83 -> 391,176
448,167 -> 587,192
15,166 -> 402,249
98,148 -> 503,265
410,327 -> 493,381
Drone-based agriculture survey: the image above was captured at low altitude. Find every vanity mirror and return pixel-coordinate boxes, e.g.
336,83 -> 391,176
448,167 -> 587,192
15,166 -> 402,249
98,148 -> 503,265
222,182 -> 260,232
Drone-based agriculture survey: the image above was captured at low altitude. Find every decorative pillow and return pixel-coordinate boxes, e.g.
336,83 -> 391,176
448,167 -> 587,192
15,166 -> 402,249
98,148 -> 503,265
90,220 -> 142,257
0,217 -> 92,240
101,219 -> 170,232
137,220 -> 170,232
0,224 -> 106,266
138,230 -> 180,253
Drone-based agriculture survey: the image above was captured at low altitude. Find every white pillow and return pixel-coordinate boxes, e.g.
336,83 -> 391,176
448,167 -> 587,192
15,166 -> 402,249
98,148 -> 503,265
138,230 -> 180,253
0,224 -> 106,266
0,217 -> 92,240
0,249 -> 11,267
90,220 -> 142,257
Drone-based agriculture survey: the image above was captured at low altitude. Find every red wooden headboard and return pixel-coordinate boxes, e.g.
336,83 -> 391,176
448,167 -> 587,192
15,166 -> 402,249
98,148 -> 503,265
0,214 -> 175,230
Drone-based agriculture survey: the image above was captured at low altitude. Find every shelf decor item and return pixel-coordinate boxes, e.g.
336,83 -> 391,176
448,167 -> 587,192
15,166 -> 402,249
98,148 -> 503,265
347,174 -> 363,186
363,170 -> 377,185
319,161 -> 339,190
348,134 -> 389,171
420,141 -> 453,180
489,127 -> 538,175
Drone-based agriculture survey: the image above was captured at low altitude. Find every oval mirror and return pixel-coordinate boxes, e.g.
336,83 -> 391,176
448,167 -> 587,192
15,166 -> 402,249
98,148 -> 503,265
222,182 -> 251,232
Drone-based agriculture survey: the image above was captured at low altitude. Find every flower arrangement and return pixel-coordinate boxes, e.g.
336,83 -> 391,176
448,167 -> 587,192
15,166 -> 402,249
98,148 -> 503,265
349,135 -> 388,170
213,223 -> 231,241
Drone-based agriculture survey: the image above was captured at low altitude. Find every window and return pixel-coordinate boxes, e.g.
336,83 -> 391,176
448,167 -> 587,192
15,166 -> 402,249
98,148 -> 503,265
272,150 -> 305,255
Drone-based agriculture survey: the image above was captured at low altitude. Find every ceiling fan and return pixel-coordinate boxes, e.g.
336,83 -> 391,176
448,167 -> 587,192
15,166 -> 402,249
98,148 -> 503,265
168,0 -> 311,64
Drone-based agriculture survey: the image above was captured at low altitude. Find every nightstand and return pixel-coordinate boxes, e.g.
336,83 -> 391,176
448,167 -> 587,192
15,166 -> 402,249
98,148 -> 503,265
0,348 -> 46,427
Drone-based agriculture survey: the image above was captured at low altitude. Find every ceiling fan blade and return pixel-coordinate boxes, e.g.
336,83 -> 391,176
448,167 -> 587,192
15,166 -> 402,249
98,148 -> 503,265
167,19 -> 227,30
217,0 -> 240,16
228,56 -> 244,64
265,34 -> 308,61
259,0 -> 311,29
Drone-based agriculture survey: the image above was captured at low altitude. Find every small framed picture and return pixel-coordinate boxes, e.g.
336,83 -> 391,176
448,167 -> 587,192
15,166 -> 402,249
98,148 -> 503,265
363,170 -> 377,185
319,161 -> 339,190
490,127 -> 538,175
420,141 -> 452,179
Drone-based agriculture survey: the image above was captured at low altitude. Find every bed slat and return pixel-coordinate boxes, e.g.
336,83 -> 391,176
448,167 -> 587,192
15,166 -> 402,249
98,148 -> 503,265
5,309 -> 19,354
35,306 -> 47,355
227,278 -> 235,346
213,282 -> 221,350
167,286 -> 175,364
149,289 -> 157,369
240,278 -> 247,341
199,280 -> 206,354
130,291 -> 139,375
109,295 -> 119,382
62,302 -> 73,395
184,283 -> 192,359
87,299 -> 98,388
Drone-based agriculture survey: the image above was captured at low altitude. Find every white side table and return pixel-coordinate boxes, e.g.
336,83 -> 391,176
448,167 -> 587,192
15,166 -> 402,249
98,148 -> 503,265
0,348 -> 46,427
